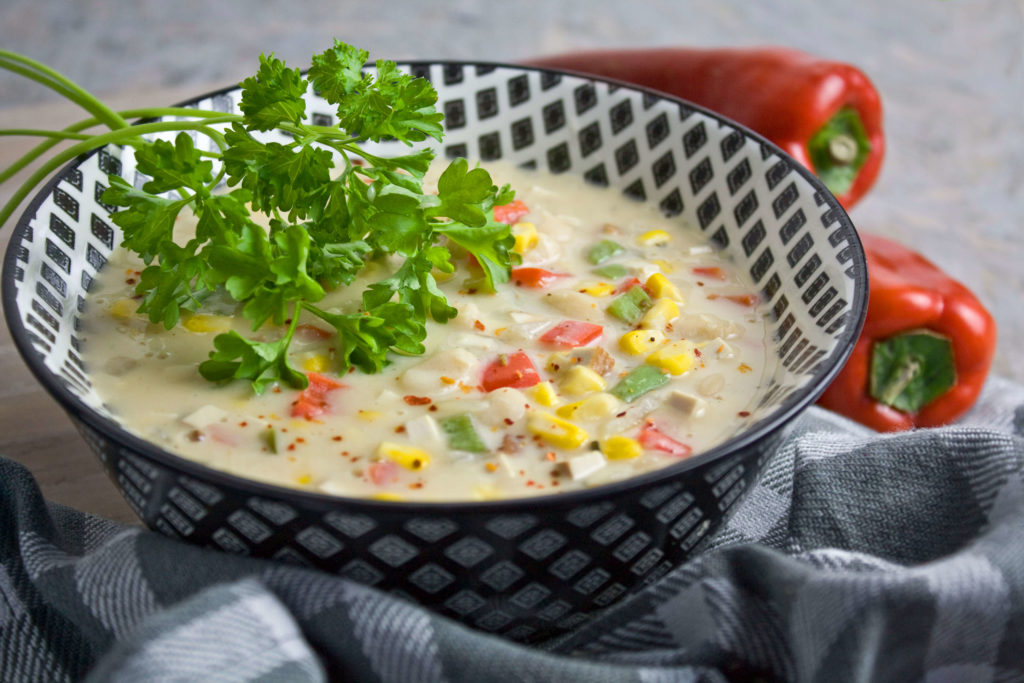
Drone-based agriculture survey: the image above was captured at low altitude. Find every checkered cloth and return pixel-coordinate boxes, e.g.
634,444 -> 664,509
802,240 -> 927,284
4,379 -> 1024,682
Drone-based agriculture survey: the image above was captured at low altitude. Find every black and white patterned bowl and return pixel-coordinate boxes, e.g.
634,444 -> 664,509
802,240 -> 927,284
2,61 -> 866,643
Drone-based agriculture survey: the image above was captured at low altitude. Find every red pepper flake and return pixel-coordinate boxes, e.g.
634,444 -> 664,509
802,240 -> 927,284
273,387 -> 282,393
708,293 -> 759,306
403,395 -> 432,406
503,418 -> 514,425
429,405 -> 439,412
287,443 -> 296,451
332,435 -> 343,441
693,266 -> 727,280
485,462 -> 498,473
738,411 -> 751,417
238,421 -> 248,427
394,425 -> 406,433
545,452 -> 557,462
474,320 -> 486,331
125,278 -> 136,285
738,363 -> 753,374
409,482 -> 424,489
440,376 -> 456,385
296,437 -> 306,443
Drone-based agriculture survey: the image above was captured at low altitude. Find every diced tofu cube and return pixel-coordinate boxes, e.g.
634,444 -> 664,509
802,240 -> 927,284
404,414 -> 444,447
668,391 -> 708,418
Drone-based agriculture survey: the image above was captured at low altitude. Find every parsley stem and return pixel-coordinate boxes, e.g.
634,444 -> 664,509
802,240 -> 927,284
0,116 -> 237,228
0,51 -> 129,131
0,129 -> 93,141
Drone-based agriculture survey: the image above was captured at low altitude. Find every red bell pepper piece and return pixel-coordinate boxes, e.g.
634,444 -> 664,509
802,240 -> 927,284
539,321 -> 603,349
482,351 -> 541,391
638,421 -> 693,458
291,372 -> 345,420
817,233 -> 996,431
493,200 -> 530,225
512,267 -> 568,288
368,460 -> 399,486
523,47 -> 884,209
615,277 -> 643,295
693,266 -> 727,281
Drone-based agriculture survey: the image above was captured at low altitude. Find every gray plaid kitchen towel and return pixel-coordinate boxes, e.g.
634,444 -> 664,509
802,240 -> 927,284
4,378 -> 1024,682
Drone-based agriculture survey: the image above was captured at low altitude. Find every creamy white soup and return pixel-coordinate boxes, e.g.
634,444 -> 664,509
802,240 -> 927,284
82,162 -> 770,501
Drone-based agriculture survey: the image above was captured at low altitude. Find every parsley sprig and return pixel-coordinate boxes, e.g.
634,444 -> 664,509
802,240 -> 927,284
1,42 -> 515,393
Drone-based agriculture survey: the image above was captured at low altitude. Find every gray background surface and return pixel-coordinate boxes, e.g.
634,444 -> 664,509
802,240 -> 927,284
1,0 -> 1022,520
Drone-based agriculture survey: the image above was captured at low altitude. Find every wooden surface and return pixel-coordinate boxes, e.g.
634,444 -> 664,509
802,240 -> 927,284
1,0 -> 1022,525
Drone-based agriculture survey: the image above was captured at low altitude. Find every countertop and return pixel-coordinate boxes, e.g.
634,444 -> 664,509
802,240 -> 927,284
2,0 -> 1022,524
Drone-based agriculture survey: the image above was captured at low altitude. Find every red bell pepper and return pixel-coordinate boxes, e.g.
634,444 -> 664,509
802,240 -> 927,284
291,372 -> 345,420
511,267 -> 568,288
638,421 -> 693,458
523,47 -> 884,209
493,200 -> 530,225
539,320 -> 603,349
482,351 -> 541,392
817,233 -> 996,431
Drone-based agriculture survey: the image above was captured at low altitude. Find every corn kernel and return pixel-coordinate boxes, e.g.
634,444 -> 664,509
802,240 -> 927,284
512,221 -> 538,254
601,435 -> 643,460
377,442 -> 432,470
527,412 -> 589,449
646,340 -> 697,376
556,393 -> 621,421
619,329 -> 667,355
640,298 -> 680,330
638,229 -> 672,246
371,491 -> 406,502
108,299 -> 139,320
357,410 -> 382,421
296,474 -> 312,485
559,365 -> 607,395
530,381 -> 559,407
182,314 -> 232,334
645,273 -> 683,301
653,259 -> 676,274
302,353 -> 330,373
579,282 -> 616,297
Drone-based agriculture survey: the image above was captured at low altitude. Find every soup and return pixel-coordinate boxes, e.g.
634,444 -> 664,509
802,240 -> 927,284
82,162 -> 770,501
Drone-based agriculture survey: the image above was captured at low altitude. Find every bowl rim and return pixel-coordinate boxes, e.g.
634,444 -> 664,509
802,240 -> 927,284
1,58 -> 868,513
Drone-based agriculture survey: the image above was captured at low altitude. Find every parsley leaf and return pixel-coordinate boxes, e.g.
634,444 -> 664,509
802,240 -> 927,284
238,54 -> 308,131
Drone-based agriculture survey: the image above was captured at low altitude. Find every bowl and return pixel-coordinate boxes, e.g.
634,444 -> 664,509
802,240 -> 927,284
2,60 -> 867,643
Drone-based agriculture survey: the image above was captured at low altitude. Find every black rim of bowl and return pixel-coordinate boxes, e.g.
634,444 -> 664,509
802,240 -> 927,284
1,59 -> 868,515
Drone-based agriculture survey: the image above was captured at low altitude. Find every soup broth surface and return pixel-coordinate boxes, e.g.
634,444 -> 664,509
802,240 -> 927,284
83,162 -> 771,501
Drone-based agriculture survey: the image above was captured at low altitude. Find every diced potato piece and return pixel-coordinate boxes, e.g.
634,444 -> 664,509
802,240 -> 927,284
556,393 -> 621,421
640,298 -> 680,330
638,229 -> 671,246
182,404 -> 227,429
544,289 -> 603,323
480,387 -> 529,426
530,381 -> 559,407
668,391 -> 708,418
400,348 -> 478,393
498,453 -> 519,477
182,314 -> 232,334
703,337 -> 738,359
452,302 -> 480,329
108,299 -> 139,320
645,273 -> 683,301
601,436 -> 643,460
558,452 -> 607,481
377,442 -> 431,470
405,414 -> 444,447
520,233 -> 561,264
619,329 -> 667,355
698,373 -> 727,397
579,282 -> 616,297
559,365 -> 607,395
527,412 -> 589,449
512,221 -> 538,254
674,312 -> 745,340
646,340 -> 697,376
